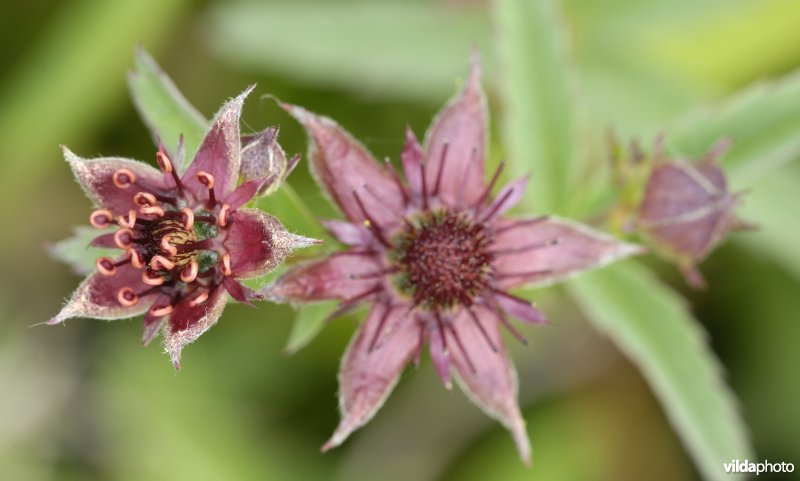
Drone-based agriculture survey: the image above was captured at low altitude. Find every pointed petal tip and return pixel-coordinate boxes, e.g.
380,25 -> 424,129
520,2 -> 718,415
290,234 -> 323,250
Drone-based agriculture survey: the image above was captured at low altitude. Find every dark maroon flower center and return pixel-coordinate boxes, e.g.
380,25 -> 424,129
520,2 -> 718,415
91,152 -> 236,320
393,210 -> 493,309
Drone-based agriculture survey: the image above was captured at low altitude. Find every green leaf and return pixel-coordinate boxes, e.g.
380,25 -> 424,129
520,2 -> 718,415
568,261 -> 754,481
737,165 -> 800,283
667,68 -> 800,187
205,1 -> 491,101
283,301 -> 340,355
494,0 -> 578,214
128,47 -> 208,168
48,226 -> 118,275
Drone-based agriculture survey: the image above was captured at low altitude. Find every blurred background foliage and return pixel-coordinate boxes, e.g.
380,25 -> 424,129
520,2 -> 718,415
1,0 -> 799,480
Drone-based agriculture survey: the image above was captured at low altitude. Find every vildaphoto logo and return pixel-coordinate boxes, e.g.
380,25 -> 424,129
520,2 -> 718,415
724,459 -> 795,475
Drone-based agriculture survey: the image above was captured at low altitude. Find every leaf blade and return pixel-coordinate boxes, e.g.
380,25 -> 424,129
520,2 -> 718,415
494,0 -> 578,214
568,261 -> 753,481
127,47 -> 208,167
283,300 -> 339,355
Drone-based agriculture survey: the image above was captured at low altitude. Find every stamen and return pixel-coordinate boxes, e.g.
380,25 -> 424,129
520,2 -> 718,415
180,260 -> 199,283
368,303 -> 394,353
89,209 -> 113,229
188,291 -> 209,307
479,187 -> 515,223
181,207 -> 194,230
112,168 -> 136,189
494,216 -> 548,235
114,228 -> 135,250
220,253 -> 232,276
434,311 -> 448,355
160,235 -> 178,257
217,204 -> 231,227
149,304 -> 174,317
130,250 -> 145,269
96,257 -> 117,276
117,210 -> 137,229
432,142 -> 449,197
149,255 -> 175,271
486,302 -> 528,345
140,205 -> 165,217
117,287 -> 138,307
490,238 -> 560,256
142,270 -> 165,286
352,190 -> 391,248
495,269 -> 553,280
133,192 -> 157,206
420,162 -> 429,210
473,161 -> 505,209
155,151 -> 173,174
197,171 -> 216,205
466,307 -> 499,353
383,157 -> 409,205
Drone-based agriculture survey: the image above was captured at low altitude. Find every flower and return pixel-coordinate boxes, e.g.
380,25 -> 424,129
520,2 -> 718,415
635,138 -> 752,288
49,87 -> 316,369
263,54 -> 642,462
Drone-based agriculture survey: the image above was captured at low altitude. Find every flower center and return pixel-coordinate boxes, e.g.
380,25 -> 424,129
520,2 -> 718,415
90,151 -> 237,320
393,210 -> 493,309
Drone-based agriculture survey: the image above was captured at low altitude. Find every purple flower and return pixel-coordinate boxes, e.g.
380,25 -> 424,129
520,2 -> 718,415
636,138 -> 752,288
49,87 -> 316,369
263,54 -> 641,462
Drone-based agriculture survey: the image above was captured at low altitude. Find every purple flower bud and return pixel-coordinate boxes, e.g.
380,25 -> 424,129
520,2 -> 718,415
636,139 -> 753,288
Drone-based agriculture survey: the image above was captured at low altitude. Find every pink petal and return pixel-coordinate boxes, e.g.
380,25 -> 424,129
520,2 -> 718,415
401,126 -> 424,195
322,303 -> 419,451
164,285 -> 227,370
90,233 -> 117,248
449,308 -> 532,464
423,51 -> 487,208
62,147 -> 168,216
48,263 -> 157,325
262,251 -> 384,302
492,217 -> 643,289
223,179 -> 262,210
223,208 -> 317,279
322,220 -> 373,247
428,324 -> 452,389
182,86 -> 254,200
282,103 -> 405,227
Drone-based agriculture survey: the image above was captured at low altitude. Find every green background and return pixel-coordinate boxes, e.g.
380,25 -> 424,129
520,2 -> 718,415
1,0 -> 798,480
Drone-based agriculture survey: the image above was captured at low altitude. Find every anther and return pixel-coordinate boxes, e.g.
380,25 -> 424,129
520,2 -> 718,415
155,151 -> 173,174
96,257 -> 117,276
160,235 -> 178,257
133,192 -> 157,206
180,260 -> 199,283
117,210 -> 137,229
217,204 -> 230,227
141,270 -> 165,286
112,168 -> 136,189
150,255 -> 175,271
181,207 -> 194,230
114,228 -> 135,250
117,287 -> 138,307
189,291 -> 209,307
140,205 -> 165,217
221,252 -> 232,276
149,304 -> 174,317
130,250 -> 145,269
89,209 -> 113,229
197,171 -> 216,205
